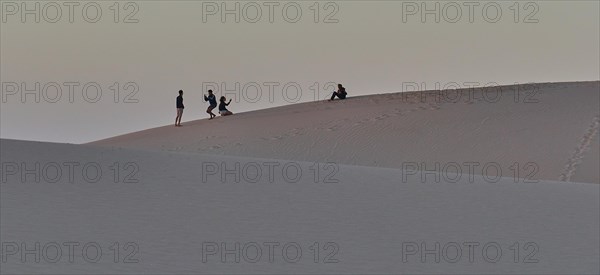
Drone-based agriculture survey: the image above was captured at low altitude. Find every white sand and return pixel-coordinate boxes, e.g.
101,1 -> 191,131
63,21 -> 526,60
1,81 -> 599,274
92,81 -> 600,184
2,139 -> 599,274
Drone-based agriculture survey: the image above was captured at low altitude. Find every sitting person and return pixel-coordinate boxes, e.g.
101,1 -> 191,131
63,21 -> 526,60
218,96 -> 233,116
330,84 -> 347,101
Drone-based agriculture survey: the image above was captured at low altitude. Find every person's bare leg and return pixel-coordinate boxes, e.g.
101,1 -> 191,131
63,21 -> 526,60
207,107 -> 216,119
176,109 -> 183,126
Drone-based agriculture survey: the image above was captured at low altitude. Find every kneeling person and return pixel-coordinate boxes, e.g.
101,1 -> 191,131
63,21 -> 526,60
219,96 -> 233,116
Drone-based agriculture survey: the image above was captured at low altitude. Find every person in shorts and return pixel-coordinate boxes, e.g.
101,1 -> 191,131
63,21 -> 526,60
204,89 -> 217,119
175,90 -> 184,126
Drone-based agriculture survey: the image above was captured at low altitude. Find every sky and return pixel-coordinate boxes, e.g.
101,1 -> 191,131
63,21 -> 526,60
1,0 -> 599,143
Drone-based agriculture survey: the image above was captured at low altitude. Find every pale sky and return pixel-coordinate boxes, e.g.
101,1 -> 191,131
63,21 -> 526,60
1,1 -> 599,143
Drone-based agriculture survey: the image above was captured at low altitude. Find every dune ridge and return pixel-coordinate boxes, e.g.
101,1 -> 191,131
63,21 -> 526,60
91,81 -> 600,184
2,81 -> 599,273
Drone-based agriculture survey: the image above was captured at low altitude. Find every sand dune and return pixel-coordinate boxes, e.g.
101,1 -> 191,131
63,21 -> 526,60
1,139 -> 598,274
92,81 -> 600,184
2,81 -> 599,274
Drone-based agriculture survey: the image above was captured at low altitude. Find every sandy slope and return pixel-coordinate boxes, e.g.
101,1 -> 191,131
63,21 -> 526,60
91,82 -> 600,184
1,139 -> 599,274
3,81 -> 599,274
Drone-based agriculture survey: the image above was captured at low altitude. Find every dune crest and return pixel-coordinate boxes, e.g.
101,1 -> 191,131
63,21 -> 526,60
91,81 -> 600,184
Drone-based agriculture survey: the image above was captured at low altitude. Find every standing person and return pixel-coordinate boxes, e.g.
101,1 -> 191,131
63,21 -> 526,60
175,90 -> 184,126
204,89 -> 217,119
329,84 -> 347,101
218,96 -> 233,116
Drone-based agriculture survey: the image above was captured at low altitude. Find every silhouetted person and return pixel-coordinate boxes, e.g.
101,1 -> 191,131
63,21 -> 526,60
175,90 -> 184,126
204,89 -> 217,119
330,84 -> 347,101
219,96 -> 233,116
